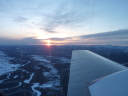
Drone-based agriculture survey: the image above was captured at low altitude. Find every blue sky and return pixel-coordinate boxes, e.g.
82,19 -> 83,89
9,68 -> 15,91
0,0 -> 128,45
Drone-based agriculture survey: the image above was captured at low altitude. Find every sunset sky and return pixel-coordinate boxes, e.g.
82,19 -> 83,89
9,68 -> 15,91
0,0 -> 128,45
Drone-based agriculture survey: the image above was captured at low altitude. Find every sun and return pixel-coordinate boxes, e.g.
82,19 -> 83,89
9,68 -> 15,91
46,40 -> 51,46
46,43 -> 51,46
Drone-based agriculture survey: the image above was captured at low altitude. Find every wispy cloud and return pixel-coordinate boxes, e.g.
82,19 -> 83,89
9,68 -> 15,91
39,1 -> 92,33
14,17 -> 28,23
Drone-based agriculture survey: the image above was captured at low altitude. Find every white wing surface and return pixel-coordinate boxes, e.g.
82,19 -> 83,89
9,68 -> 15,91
67,50 -> 127,96
89,69 -> 128,96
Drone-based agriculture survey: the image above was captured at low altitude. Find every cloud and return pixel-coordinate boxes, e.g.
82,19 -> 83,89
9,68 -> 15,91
43,11 -> 88,32
0,29 -> 127,45
0,37 -> 44,45
46,29 -> 128,45
48,37 -> 71,41
76,29 -> 128,45
14,17 -> 28,23
39,1 -> 91,33
80,29 -> 128,39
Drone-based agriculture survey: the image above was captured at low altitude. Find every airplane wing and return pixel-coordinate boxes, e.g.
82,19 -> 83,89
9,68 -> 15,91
67,50 -> 127,96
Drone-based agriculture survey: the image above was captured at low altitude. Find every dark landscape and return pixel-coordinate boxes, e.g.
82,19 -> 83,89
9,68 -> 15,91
0,45 -> 128,96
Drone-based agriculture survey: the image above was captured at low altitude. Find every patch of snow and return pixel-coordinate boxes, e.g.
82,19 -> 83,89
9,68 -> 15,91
22,69 -> 29,73
0,51 -> 20,76
43,72 -> 51,77
58,57 -> 70,63
22,61 -> 30,66
42,68 -> 60,89
24,73 -> 34,83
31,83 -> 41,96
41,63 -> 60,78
31,55 -> 50,63
7,72 -> 11,79
32,55 -> 60,90
34,66 -> 40,69
14,75 -> 18,79
40,79 -> 60,90
22,64 -> 26,66
40,84 -> 53,88
0,80 -> 3,83
0,79 -> 7,83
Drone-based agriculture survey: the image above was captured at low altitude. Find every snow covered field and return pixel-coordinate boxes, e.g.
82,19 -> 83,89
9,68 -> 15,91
31,55 -> 50,63
0,51 -> 20,76
32,55 -> 60,90
0,45 -> 71,96
0,45 -> 127,96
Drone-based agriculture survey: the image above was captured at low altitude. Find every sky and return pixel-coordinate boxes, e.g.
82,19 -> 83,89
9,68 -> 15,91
0,0 -> 128,45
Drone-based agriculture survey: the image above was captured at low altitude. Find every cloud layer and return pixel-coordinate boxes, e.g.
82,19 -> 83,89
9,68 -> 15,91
0,29 -> 127,45
0,37 -> 44,45
48,29 -> 128,45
